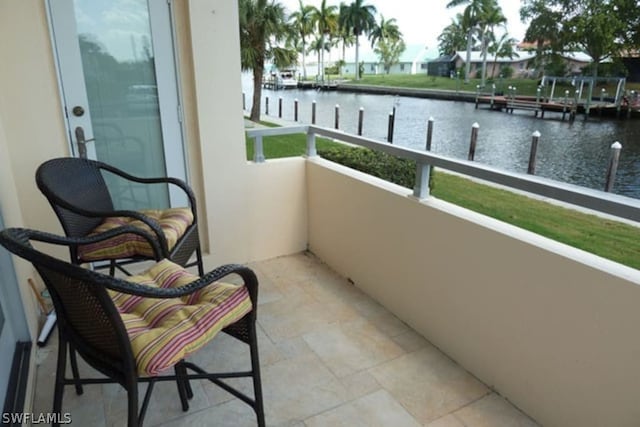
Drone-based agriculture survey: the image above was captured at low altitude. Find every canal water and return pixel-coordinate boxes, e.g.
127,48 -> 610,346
242,75 -> 640,199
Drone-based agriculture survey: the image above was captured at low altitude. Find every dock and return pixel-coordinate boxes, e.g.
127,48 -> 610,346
263,79 -> 339,91
476,95 -> 639,120
475,76 -> 639,120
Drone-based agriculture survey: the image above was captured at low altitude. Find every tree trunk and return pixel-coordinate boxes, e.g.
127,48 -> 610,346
250,63 -> 264,122
320,34 -> 325,82
480,32 -> 488,87
302,39 -> 307,79
355,35 -> 360,80
464,28 -> 473,83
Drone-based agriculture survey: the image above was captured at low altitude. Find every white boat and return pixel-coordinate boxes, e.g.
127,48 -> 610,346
277,69 -> 298,89
263,68 -> 298,89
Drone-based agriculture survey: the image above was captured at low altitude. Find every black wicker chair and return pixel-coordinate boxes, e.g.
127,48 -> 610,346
36,157 -> 204,276
0,228 -> 264,427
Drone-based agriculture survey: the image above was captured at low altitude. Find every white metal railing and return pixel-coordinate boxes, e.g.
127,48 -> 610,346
245,124 -> 640,222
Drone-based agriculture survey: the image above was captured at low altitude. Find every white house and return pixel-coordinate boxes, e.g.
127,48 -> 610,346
340,44 -> 433,76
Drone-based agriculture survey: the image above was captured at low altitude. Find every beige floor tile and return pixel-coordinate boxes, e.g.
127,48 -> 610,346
302,318 -> 405,378
156,399 -> 259,427
424,414 -> 467,427
304,389 -> 422,427
370,345 -> 489,424
259,351 -> 349,425
453,393 -> 540,427
258,290 -> 358,343
391,329 -> 430,354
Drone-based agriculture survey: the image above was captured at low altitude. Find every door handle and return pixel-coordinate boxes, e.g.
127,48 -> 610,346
74,126 -> 94,159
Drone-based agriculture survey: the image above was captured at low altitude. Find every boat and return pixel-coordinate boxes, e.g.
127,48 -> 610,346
263,68 -> 298,89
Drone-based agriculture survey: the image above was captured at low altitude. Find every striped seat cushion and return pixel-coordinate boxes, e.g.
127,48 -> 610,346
109,259 -> 252,376
78,208 -> 194,262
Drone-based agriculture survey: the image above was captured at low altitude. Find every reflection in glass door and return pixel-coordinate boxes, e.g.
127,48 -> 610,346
49,0 -> 186,209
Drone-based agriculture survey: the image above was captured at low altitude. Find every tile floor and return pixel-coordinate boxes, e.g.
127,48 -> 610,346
32,252 -> 540,426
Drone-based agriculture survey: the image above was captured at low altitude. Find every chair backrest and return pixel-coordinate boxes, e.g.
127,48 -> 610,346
36,157 -> 114,238
0,228 -> 135,378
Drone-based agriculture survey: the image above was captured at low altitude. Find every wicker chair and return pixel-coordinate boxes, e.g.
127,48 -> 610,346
36,157 -> 204,276
0,227 -> 264,427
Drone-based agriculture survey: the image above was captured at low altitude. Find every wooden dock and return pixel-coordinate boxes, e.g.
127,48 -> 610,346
476,95 -> 639,120
263,80 -> 339,91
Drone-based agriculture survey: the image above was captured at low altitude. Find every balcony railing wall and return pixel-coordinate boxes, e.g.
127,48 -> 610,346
247,125 -> 640,427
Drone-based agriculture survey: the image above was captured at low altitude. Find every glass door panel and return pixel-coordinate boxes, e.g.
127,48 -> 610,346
74,0 -> 167,209
49,0 -> 187,210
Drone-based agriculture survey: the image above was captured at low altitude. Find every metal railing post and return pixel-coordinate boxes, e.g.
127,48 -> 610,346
306,130 -> 317,157
413,163 -> 431,199
253,135 -> 265,163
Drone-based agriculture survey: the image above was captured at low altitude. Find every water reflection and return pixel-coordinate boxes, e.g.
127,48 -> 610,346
243,74 -> 640,199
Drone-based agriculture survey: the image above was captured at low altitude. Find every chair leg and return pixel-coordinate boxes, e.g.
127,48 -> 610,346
68,344 -> 84,395
174,363 -> 190,411
248,321 -> 265,427
138,380 -> 156,427
109,260 -> 116,277
52,337 -> 68,427
126,377 -> 141,427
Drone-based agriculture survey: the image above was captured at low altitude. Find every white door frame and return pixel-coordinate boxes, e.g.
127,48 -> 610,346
46,0 -> 188,206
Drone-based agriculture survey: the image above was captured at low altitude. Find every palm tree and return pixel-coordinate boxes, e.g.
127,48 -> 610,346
310,0 -> 338,82
446,0 -> 488,83
437,14 -> 469,55
369,14 -> 401,48
478,0 -> 506,86
239,0 -> 297,121
339,0 -> 377,80
289,0 -> 315,79
337,25 -> 356,67
488,32 -> 518,78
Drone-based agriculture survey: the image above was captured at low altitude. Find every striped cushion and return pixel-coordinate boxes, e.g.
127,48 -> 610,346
109,259 -> 252,376
78,208 -> 194,262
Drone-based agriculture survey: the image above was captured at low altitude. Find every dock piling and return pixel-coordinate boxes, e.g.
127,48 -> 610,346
528,131 -> 541,174
604,142 -> 622,192
294,99 -> 298,122
265,96 -> 269,115
312,100 -> 316,125
334,104 -> 340,129
426,117 -> 434,151
278,96 -> 283,118
387,112 -> 395,143
468,122 -> 479,161
358,107 -> 364,136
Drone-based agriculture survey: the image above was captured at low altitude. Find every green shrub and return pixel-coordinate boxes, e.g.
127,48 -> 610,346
318,146 -> 435,190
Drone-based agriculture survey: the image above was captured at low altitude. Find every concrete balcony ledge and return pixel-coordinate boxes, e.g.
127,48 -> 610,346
305,156 -> 640,427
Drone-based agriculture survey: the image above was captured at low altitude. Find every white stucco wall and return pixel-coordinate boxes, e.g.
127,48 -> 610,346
187,0 -> 307,266
306,157 -> 640,427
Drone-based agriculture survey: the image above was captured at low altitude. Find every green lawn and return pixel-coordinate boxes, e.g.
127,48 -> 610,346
340,74 -> 640,97
245,129 -> 640,270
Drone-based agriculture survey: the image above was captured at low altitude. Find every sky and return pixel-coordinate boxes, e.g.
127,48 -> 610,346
279,0 -> 529,56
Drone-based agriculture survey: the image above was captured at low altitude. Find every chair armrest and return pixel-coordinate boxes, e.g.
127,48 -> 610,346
97,162 -> 197,219
14,226 -> 164,261
35,201 -> 170,257
101,264 -> 259,301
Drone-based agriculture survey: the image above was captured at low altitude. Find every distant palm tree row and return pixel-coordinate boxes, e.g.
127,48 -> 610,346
239,0 -> 404,121
440,0 -> 514,86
